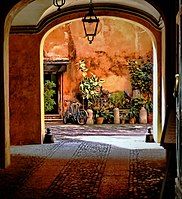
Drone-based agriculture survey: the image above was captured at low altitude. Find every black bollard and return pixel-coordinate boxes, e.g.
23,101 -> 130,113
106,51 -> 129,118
145,127 -> 155,143
43,128 -> 54,143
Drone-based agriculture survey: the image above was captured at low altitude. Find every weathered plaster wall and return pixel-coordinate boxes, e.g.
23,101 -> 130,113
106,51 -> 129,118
44,18 -> 152,103
9,34 -> 42,145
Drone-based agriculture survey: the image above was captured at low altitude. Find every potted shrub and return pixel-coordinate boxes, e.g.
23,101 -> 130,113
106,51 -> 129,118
127,106 -> 138,124
145,99 -> 153,124
93,99 -> 111,124
109,91 -> 131,109
128,56 -> 153,97
95,109 -> 105,124
79,60 -> 104,109
96,116 -> 104,124
104,111 -> 114,124
126,97 -> 144,124
120,112 -> 128,124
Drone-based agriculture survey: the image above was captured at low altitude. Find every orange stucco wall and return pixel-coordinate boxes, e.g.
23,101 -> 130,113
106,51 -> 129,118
9,34 -> 42,145
44,18 -> 152,103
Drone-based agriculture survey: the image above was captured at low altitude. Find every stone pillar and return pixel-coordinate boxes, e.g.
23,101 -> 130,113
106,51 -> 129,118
114,108 -> 120,124
139,106 -> 147,124
86,109 -> 94,124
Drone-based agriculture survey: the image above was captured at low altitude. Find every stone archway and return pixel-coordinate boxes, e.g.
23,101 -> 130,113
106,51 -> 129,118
41,17 -> 161,142
1,0 -> 165,168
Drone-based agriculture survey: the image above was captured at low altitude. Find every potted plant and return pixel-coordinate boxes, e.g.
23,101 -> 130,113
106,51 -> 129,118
126,97 -> 144,124
127,106 -> 138,124
145,99 -> 153,124
95,109 -> 105,124
128,56 -> 153,97
109,91 -> 131,109
79,60 -> 104,109
93,98 -> 110,124
104,111 -> 114,124
120,112 -> 128,124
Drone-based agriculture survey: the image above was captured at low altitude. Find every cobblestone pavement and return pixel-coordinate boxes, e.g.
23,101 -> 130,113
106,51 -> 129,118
46,124 -> 151,136
0,125 -> 166,199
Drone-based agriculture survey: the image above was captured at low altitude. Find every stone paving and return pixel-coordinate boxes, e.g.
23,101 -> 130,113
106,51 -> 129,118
0,125 -> 166,199
46,124 -> 151,136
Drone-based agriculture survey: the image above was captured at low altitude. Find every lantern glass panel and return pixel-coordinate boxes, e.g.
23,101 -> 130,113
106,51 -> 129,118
83,20 -> 98,36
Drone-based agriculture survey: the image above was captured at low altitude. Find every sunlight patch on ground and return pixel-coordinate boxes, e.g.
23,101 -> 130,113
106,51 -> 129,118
62,135 -> 163,150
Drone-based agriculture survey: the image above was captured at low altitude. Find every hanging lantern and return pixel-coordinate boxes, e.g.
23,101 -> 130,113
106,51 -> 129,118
82,0 -> 100,44
53,0 -> 66,10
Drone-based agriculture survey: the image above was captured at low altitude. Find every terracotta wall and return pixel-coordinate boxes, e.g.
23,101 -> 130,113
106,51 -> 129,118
44,18 -> 152,103
9,34 -> 42,145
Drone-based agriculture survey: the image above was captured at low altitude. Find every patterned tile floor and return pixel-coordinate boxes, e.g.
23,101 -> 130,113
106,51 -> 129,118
0,125 -> 166,199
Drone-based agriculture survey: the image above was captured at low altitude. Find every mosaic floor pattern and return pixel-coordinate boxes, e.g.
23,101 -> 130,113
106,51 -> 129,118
0,136 -> 166,199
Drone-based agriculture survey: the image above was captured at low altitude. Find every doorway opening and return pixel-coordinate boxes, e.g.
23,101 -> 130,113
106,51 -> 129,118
44,73 -> 58,114
42,16 -> 160,140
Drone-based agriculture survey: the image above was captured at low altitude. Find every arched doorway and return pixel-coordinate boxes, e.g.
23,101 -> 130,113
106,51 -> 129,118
3,0 -> 165,168
41,16 -> 160,142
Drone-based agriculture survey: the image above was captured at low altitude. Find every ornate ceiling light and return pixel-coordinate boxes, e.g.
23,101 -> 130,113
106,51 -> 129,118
82,0 -> 100,44
53,0 -> 66,10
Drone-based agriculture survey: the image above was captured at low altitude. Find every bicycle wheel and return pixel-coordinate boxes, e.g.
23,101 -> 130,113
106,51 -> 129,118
63,115 -> 68,124
77,110 -> 87,125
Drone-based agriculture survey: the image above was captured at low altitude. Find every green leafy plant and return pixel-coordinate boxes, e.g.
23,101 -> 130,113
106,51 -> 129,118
104,111 -> 114,123
145,99 -> 153,115
92,98 -> 105,118
127,97 -> 144,120
127,106 -> 138,119
128,57 -> 153,95
109,91 -> 130,108
95,108 -> 106,118
79,60 -> 104,108
44,80 -> 56,112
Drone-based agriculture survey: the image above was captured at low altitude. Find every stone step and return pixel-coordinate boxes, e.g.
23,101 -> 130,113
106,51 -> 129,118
45,114 -> 63,123
45,114 -> 60,120
45,118 -> 63,123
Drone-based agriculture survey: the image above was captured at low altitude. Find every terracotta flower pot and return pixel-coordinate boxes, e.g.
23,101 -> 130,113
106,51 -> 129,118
147,113 -> 153,124
96,117 -> 104,124
129,117 -> 136,124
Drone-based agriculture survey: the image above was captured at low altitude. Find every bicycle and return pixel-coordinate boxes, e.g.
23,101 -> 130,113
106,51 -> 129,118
63,101 -> 88,125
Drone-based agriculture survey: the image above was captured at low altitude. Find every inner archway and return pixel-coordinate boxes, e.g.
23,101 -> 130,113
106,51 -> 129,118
41,16 -> 161,141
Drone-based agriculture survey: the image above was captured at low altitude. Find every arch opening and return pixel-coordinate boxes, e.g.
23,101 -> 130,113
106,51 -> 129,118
2,0 -> 165,168
41,15 -> 162,142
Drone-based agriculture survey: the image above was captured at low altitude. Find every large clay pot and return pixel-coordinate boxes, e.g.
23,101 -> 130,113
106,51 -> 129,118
86,109 -> 94,124
114,108 -> 120,124
96,117 -> 104,124
147,113 -> 153,124
139,107 -> 147,124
